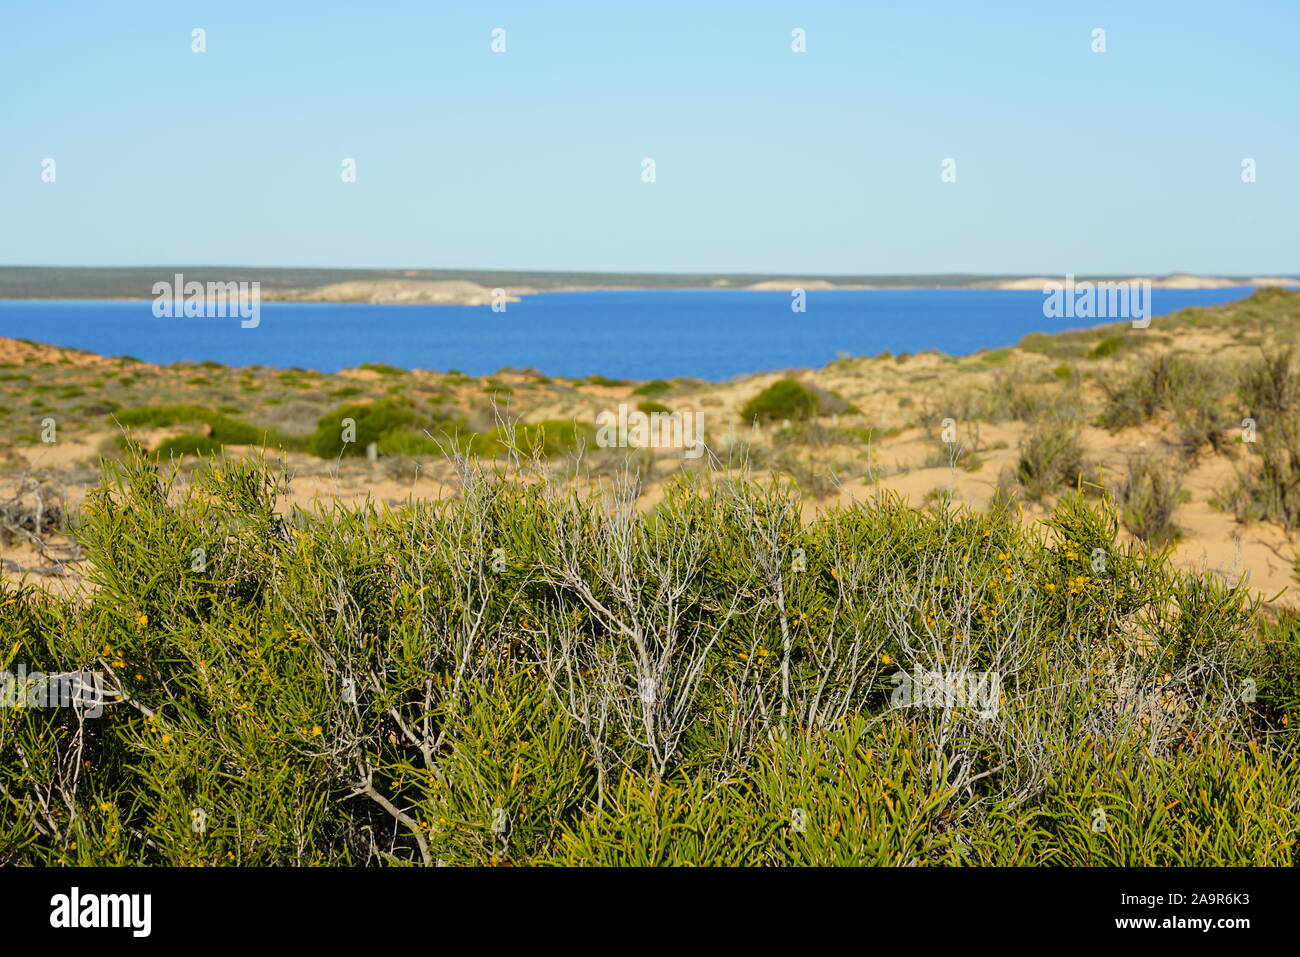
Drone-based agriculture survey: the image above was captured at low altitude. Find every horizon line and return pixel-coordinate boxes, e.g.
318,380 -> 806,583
3,264 -> 1298,279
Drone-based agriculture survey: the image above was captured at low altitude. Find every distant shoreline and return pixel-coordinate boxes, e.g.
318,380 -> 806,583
0,267 -> 1295,306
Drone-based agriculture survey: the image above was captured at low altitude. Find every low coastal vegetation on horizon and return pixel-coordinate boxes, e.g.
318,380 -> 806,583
2,265 -> 1297,306
2,288 -> 1299,865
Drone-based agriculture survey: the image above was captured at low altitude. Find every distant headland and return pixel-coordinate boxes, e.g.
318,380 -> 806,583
0,266 -> 1295,306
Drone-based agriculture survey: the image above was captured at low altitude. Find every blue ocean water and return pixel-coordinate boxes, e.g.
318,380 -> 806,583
0,288 -> 1254,381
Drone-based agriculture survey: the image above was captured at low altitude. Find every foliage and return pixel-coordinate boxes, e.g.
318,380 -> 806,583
740,379 -> 819,425
0,453 -> 1291,866
1016,421 -> 1084,500
112,404 -> 297,449
1115,452 -> 1182,547
308,399 -> 418,458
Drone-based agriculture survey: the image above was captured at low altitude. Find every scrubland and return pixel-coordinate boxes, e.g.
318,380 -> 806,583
2,288 -> 1299,865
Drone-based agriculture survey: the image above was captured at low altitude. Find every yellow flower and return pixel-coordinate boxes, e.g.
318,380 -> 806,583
160,734 -> 172,744
135,612 -> 148,629
311,725 -> 322,737
881,654 -> 893,665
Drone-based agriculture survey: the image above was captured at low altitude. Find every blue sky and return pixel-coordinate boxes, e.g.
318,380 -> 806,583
3,1 -> 1296,275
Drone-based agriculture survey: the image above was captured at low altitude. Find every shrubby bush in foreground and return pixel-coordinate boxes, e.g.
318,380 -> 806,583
0,452 -> 1295,865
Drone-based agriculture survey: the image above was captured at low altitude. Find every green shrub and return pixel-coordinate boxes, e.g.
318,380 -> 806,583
632,380 -> 672,397
1115,452 -> 1182,546
982,377 -> 1082,424
0,453 -> 1289,867
970,740 -> 1297,865
1239,348 -> 1300,432
112,404 -> 281,447
1086,336 -> 1124,360
375,430 -> 443,457
481,419 -> 596,457
307,399 -> 416,457
1252,612 -> 1300,730
428,669 -> 592,865
1019,331 -> 1085,360
1217,412 -> 1300,526
1097,354 -> 1175,430
1097,353 -> 1225,435
377,420 -> 480,458
1016,421 -> 1084,500
154,433 -> 225,459
740,379 -> 819,424
583,375 -> 628,388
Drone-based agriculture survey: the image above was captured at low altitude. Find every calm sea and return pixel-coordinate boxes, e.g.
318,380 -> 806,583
0,288 -> 1254,381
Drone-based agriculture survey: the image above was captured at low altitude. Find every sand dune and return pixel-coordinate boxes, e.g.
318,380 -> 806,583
746,279 -> 876,291
270,279 -> 530,305
980,274 -> 1300,291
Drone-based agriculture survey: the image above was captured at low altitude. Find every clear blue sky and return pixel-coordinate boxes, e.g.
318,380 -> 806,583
3,0 -> 1296,275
